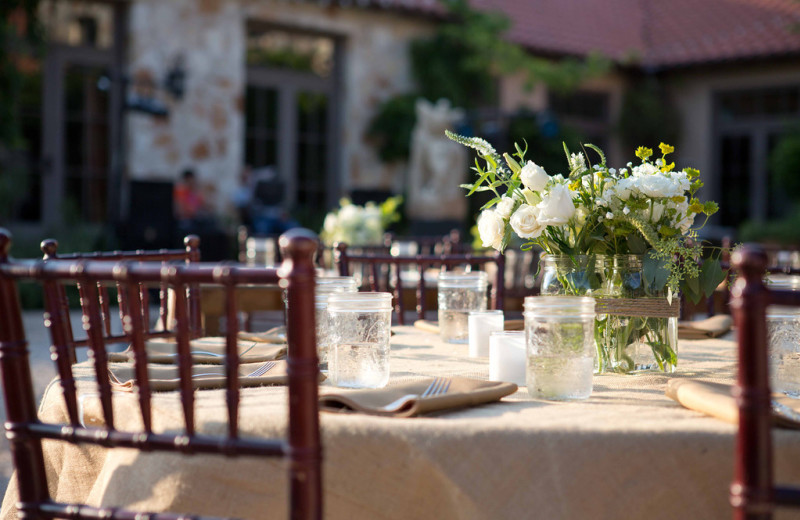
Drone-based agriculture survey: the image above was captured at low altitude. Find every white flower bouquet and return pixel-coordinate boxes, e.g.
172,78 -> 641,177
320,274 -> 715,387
447,132 -> 726,372
320,196 -> 403,247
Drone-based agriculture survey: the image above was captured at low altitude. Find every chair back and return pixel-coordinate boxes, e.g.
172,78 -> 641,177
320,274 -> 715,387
334,242 -> 505,324
730,245 -> 800,519
39,235 -> 202,363
0,228 -> 321,520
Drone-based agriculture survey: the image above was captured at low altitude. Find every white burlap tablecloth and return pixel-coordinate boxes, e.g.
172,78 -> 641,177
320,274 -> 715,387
4,326 -> 800,520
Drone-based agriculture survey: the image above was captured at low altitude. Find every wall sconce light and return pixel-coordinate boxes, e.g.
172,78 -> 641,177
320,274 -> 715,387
98,53 -> 189,117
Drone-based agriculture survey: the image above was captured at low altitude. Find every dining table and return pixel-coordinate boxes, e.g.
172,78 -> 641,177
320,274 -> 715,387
3,325 -> 800,520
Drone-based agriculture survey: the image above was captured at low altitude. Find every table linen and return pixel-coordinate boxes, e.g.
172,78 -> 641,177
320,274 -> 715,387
4,327 -> 800,520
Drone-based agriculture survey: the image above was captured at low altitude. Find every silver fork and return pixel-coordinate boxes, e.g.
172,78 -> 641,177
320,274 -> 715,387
380,377 -> 452,411
421,376 -> 451,398
245,361 -> 277,378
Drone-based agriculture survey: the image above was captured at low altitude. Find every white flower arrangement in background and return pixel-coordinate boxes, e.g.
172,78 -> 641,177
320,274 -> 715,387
320,196 -> 403,247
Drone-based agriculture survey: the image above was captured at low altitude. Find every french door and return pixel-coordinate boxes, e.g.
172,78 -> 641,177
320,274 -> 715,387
42,45 -> 117,226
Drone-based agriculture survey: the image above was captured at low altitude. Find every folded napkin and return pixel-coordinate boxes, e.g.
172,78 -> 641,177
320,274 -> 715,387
319,377 -> 518,417
413,319 -> 523,334
107,337 -> 286,364
109,361 -> 288,392
665,379 -> 800,429
677,315 -> 733,340
237,326 -> 286,344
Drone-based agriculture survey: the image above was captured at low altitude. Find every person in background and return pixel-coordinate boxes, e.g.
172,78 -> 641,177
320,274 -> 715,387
232,165 -> 254,229
248,166 -> 298,235
174,169 -> 215,232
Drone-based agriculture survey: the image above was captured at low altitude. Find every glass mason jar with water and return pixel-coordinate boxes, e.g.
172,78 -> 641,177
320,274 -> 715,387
524,296 -> 595,401
314,276 -> 359,371
767,276 -> 800,397
327,292 -> 393,388
539,255 -> 602,296
594,255 -> 678,373
437,271 -> 488,343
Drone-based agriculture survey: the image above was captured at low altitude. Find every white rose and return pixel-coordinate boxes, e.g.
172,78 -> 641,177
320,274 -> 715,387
613,177 -> 636,200
520,161 -> 549,192
323,213 -> 337,234
632,163 -> 659,176
477,210 -> 505,250
495,197 -> 516,219
510,204 -> 545,239
536,184 -> 576,226
636,175 -> 681,198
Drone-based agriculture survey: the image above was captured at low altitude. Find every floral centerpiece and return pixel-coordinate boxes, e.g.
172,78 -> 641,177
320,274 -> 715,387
320,196 -> 403,247
447,131 -> 725,373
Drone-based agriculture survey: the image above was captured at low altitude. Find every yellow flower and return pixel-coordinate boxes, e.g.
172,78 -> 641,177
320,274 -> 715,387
659,142 -> 675,156
635,146 -> 653,161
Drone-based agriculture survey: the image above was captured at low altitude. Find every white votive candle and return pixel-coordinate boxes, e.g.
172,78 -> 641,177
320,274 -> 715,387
468,310 -> 504,357
489,331 -> 526,386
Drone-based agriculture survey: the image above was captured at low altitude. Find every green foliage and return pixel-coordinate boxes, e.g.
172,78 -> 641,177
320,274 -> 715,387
740,205 -> 800,246
506,111 -> 586,175
9,223 -> 114,309
1,0 -> 43,148
617,79 -> 681,153
366,0 -> 609,163
366,94 -> 420,163
770,132 -> 800,201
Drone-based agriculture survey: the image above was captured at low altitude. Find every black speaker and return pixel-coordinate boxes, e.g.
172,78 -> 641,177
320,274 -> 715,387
121,180 -> 176,250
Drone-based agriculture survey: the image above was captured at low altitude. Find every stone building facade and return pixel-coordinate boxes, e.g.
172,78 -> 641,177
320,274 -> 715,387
126,0 -> 435,216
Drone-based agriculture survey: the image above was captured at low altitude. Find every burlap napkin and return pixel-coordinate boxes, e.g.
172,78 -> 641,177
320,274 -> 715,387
107,337 -> 286,364
665,379 -> 800,429
412,319 -> 523,334
319,377 -> 518,417
237,326 -> 286,344
108,361 -> 288,392
677,315 -> 733,340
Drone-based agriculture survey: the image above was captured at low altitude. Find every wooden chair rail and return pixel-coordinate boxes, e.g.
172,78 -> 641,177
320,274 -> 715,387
0,228 -> 322,520
334,242 -> 505,324
730,245 -> 800,520
40,235 -> 203,363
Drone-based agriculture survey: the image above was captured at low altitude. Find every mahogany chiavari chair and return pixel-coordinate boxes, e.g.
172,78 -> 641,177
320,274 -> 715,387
730,245 -> 800,519
709,237 -> 800,317
0,228 -> 321,520
39,234 -> 203,364
334,241 -> 505,325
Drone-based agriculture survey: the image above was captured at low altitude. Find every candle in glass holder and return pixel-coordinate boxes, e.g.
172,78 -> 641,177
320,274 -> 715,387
489,331 -> 526,386
468,310 -> 504,357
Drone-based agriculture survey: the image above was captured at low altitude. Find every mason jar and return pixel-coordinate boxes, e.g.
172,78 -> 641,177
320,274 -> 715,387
524,296 -> 595,401
437,271 -> 488,344
767,276 -> 800,397
314,276 -> 358,370
539,255 -> 602,296
595,255 -> 678,374
327,292 -> 393,388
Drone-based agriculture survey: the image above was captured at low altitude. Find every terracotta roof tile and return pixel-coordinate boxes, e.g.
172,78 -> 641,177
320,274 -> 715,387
342,0 -> 800,67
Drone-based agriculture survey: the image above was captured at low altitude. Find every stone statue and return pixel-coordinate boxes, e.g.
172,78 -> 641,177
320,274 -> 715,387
406,98 -> 468,222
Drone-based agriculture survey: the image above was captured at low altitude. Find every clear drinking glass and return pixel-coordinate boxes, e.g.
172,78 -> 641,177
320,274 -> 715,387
767,277 -> 800,397
314,276 -> 358,371
327,292 -> 393,388
524,296 -> 595,401
438,271 -> 488,344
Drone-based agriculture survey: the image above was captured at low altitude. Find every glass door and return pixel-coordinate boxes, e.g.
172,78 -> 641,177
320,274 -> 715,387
244,24 -> 340,225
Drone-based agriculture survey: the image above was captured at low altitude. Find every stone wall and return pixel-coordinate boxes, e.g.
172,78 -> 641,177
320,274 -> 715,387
127,0 -> 245,214
126,0 -> 434,216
